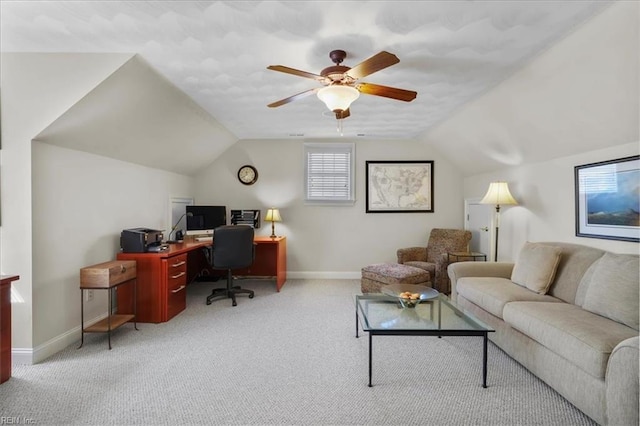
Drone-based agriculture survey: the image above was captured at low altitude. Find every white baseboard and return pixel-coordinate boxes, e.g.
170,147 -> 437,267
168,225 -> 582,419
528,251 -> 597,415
13,312 -> 108,365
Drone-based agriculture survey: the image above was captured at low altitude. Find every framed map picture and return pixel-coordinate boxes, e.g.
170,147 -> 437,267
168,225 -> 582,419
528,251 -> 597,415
575,155 -> 639,242
366,161 -> 434,213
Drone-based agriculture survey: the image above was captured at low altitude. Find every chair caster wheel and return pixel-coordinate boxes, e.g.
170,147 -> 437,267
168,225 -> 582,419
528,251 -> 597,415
206,300 -> 212,305
232,301 -> 237,307
249,294 -> 254,299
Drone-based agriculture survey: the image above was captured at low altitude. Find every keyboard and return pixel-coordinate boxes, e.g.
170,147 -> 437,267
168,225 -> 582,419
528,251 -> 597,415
195,236 -> 213,242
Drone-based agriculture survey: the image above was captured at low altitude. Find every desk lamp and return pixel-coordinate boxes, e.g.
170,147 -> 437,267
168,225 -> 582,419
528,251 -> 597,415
480,182 -> 518,261
265,208 -> 282,238
168,212 -> 192,242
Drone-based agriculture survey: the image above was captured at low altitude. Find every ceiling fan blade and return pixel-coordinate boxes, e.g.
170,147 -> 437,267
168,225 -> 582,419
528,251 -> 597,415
345,51 -> 400,80
356,82 -> 417,102
335,109 -> 350,120
267,65 -> 328,83
267,88 -> 319,108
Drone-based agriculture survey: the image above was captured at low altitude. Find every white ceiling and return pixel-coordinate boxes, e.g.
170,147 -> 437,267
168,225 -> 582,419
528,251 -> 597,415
1,1 -> 610,141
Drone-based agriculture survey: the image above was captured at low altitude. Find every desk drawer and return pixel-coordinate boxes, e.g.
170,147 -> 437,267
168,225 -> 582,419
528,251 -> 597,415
166,254 -> 187,320
167,254 -> 187,287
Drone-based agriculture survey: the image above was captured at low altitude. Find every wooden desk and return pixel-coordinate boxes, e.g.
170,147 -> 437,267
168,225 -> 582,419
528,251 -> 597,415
1,275 -> 19,384
236,237 -> 287,292
116,237 -> 286,323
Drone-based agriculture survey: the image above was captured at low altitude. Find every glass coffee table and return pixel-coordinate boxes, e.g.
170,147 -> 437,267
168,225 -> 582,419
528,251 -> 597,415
355,292 -> 494,387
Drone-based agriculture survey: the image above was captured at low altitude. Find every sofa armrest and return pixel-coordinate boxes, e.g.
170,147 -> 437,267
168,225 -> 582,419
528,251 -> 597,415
397,247 -> 427,264
606,336 -> 639,426
448,262 -> 514,301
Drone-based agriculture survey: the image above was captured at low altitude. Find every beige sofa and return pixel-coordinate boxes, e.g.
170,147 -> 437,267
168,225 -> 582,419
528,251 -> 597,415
448,242 -> 639,425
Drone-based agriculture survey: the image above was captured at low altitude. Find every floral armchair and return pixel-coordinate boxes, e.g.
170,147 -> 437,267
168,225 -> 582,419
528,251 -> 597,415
396,228 -> 472,294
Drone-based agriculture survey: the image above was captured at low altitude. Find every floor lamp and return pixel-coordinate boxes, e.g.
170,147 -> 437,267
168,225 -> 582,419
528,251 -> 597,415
480,182 -> 518,261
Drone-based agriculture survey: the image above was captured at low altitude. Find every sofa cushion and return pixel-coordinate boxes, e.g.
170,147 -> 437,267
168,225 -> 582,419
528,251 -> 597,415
457,277 -> 562,319
511,242 -> 562,294
542,243 -> 605,303
582,252 -> 639,330
503,302 -> 638,379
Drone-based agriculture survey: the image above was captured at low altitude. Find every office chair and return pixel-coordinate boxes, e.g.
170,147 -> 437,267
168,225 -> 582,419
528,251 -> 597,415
205,225 -> 255,306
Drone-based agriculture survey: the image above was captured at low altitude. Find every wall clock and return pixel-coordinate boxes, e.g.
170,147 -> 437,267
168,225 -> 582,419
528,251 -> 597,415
237,165 -> 258,185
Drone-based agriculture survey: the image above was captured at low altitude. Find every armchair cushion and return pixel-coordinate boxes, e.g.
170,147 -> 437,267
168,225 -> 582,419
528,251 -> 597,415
403,261 -> 435,280
397,247 -> 427,264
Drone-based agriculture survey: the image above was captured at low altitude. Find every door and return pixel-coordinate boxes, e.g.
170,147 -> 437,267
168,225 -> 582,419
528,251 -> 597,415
465,198 -> 492,259
168,197 -> 194,239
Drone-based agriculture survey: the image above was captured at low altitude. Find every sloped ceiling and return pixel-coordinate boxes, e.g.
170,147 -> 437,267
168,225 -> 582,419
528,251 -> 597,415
2,1 -> 631,176
423,1 -> 640,176
33,55 -> 236,175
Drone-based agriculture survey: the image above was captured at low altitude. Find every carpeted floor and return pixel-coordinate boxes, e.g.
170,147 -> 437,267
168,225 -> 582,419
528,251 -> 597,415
0,279 -> 595,425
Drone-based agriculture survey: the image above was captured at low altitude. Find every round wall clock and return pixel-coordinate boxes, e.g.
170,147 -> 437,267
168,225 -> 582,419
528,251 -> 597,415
237,165 -> 258,185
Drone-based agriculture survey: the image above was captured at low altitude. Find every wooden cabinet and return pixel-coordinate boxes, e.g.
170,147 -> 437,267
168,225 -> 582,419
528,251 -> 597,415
1,275 -> 19,384
166,253 -> 188,321
116,247 -> 196,323
234,237 -> 287,291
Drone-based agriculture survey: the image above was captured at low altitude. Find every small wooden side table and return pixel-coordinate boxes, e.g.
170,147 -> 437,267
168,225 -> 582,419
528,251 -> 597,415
1,275 -> 20,384
447,252 -> 487,263
79,261 -> 138,350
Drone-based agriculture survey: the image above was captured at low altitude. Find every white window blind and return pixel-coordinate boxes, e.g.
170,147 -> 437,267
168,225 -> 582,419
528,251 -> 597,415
304,143 -> 355,204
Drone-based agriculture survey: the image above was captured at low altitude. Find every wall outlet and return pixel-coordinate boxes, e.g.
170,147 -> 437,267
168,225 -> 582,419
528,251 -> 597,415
85,289 -> 94,302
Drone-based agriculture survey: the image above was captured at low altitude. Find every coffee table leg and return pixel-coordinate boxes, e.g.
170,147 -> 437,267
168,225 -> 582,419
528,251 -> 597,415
356,308 -> 359,338
368,333 -> 373,387
482,333 -> 488,388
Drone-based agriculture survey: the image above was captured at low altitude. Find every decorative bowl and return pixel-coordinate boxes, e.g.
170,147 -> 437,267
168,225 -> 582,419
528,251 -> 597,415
381,284 -> 439,308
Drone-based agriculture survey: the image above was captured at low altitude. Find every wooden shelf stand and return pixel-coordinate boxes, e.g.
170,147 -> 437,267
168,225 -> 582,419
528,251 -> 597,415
79,260 -> 138,350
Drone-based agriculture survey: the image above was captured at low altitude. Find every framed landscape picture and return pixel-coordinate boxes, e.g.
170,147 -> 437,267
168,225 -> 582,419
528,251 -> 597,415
574,155 -> 639,242
366,160 -> 434,213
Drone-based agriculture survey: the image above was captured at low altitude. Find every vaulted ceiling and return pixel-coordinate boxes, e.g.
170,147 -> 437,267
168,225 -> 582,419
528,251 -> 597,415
2,1 -> 610,140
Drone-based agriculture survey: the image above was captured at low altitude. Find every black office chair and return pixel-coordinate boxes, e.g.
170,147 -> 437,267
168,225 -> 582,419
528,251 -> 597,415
206,225 -> 255,306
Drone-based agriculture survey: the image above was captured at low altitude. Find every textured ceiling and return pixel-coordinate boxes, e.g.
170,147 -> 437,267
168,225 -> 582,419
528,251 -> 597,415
1,1 -> 609,141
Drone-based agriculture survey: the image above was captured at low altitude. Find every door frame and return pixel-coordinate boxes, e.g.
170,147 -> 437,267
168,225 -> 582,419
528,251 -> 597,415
464,197 -> 493,260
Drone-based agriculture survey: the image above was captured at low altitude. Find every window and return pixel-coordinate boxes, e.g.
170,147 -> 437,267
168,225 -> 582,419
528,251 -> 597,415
304,142 -> 355,204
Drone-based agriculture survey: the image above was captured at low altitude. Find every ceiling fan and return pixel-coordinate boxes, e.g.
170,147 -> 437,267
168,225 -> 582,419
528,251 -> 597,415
267,50 -> 417,120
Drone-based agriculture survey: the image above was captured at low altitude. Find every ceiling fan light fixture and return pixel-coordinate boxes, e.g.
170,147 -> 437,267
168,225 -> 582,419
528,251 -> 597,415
317,85 -> 360,113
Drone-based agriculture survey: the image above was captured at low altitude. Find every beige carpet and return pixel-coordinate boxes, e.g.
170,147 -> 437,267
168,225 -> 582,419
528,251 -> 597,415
0,279 -> 595,425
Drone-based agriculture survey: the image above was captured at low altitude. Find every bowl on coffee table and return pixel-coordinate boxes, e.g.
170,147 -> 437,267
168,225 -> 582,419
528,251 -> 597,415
381,284 -> 439,308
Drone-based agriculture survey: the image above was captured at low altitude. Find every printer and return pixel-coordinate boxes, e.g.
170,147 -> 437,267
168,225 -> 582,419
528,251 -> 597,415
120,228 -> 166,253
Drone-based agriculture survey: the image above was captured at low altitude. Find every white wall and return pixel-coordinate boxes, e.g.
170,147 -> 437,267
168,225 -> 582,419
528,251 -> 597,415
0,53 -> 132,354
193,138 -> 465,277
1,53 -> 196,363
30,142 -> 193,361
464,143 -> 639,262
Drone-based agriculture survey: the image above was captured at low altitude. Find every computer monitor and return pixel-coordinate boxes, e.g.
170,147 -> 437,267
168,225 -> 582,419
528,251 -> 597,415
185,205 -> 227,236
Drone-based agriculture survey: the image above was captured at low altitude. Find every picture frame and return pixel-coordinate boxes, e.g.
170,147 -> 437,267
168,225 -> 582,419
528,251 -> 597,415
366,160 -> 434,213
574,155 -> 639,242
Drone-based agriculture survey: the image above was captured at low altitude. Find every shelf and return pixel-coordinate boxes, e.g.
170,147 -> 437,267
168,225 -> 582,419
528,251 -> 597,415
83,314 -> 135,333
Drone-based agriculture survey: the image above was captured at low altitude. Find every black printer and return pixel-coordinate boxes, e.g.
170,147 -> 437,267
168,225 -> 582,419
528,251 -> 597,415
120,228 -> 166,253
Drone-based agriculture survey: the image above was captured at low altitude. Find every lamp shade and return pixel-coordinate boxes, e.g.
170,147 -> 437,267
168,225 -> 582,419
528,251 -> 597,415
480,182 -> 518,206
317,85 -> 360,112
265,208 -> 282,222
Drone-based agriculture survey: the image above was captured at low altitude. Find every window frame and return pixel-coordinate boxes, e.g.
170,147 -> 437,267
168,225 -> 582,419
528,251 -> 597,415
303,142 -> 356,205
